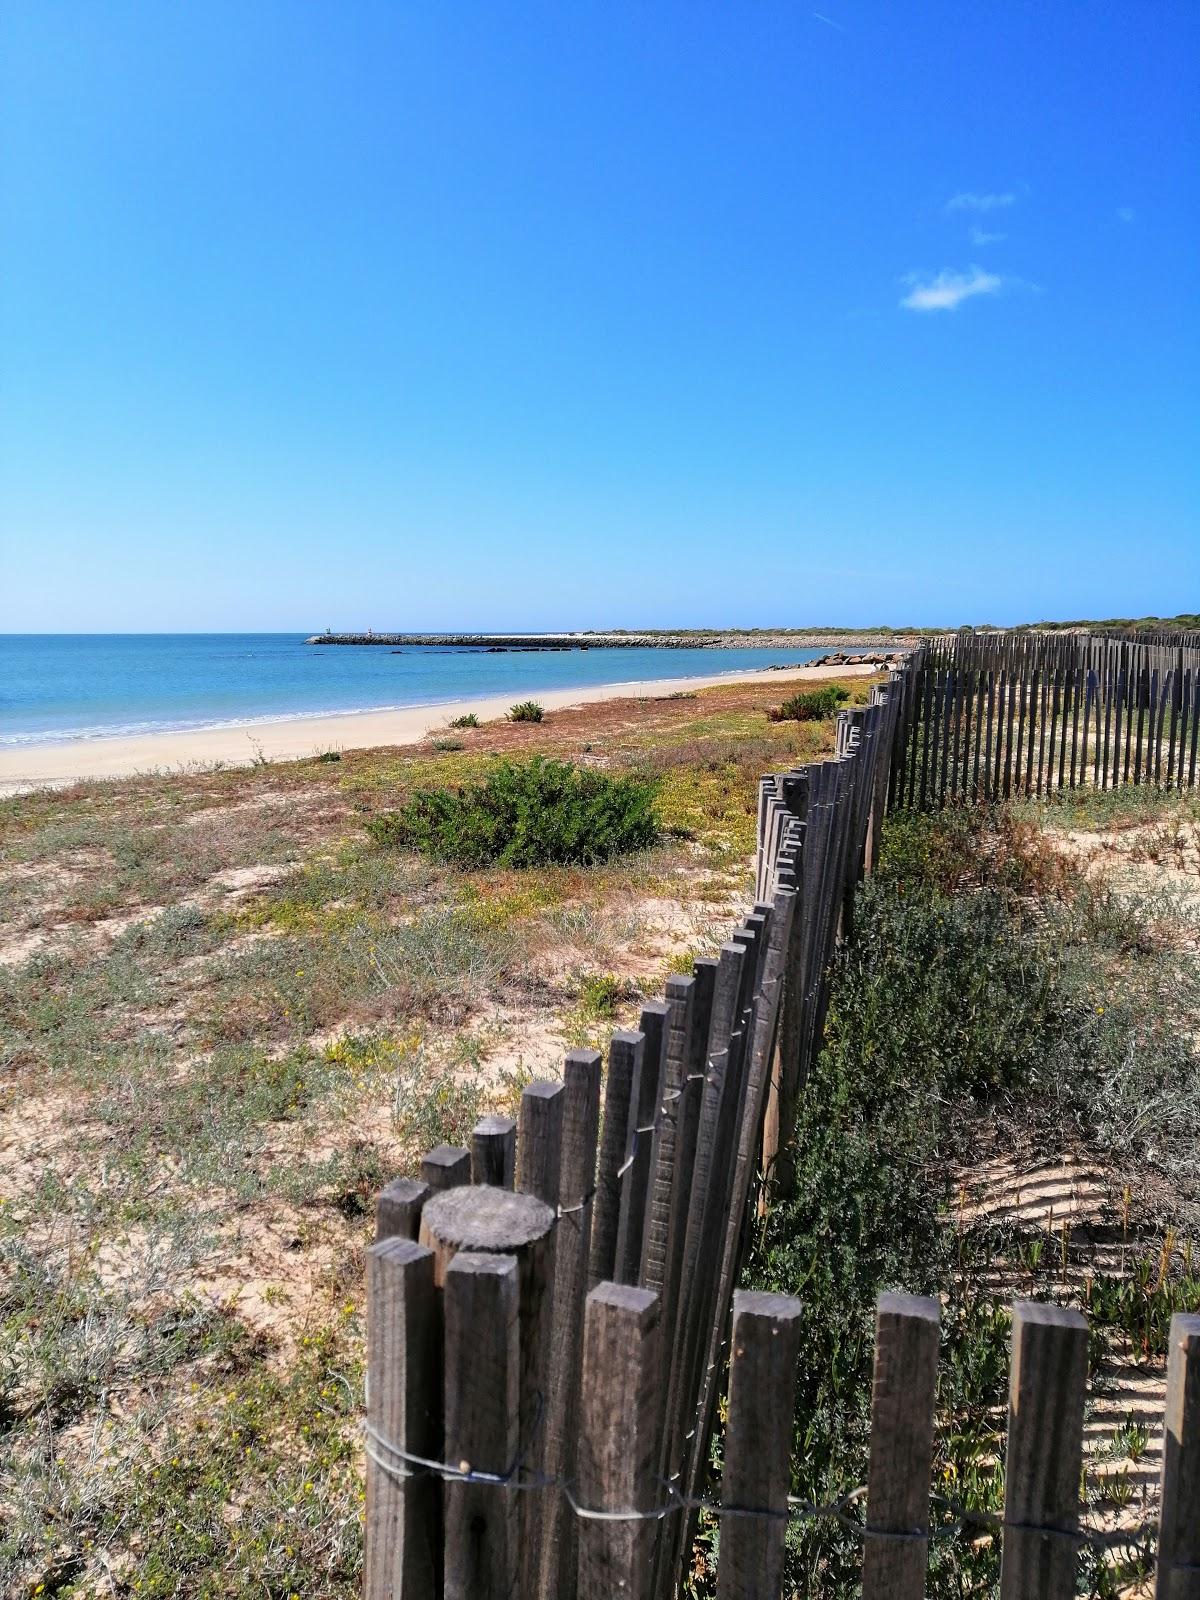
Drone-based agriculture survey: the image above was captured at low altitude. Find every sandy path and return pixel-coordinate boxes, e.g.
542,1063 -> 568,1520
0,662 -> 879,795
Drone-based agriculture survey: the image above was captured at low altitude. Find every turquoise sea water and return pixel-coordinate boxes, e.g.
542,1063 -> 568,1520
0,635 -> 826,746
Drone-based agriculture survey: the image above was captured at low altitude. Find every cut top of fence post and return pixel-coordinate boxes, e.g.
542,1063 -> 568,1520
420,1144 -> 471,1193
419,1183 -> 556,1282
376,1176 -> 431,1242
472,1114 -> 517,1189
518,1078 -> 566,1207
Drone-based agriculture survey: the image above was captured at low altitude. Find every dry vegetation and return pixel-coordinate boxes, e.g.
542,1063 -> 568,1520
0,676 -> 871,1598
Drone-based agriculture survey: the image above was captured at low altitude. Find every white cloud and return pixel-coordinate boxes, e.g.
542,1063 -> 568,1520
1116,206 -> 1135,223
969,225 -> 1006,245
946,191 -> 1016,213
900,266 -> 1003,312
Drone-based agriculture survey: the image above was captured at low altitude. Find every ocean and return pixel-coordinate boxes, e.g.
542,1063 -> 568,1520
0,635 -> 827,746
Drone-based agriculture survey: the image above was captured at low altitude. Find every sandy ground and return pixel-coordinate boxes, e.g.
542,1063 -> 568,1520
0,661 -> 877,795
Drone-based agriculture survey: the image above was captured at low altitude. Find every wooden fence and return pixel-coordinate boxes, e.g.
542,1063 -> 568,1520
362,645 -> 1200,1598
891,629 -> 1200,809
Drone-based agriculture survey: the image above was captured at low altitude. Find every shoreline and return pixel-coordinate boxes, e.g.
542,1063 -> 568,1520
0,661 -> 879,796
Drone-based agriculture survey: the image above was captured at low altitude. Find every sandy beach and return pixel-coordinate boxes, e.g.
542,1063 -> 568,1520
0,661 -> 879,796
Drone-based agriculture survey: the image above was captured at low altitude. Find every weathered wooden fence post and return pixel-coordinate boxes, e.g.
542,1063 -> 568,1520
861,1292 -> 940,1600
442,1251 -> 520,1600
420,1185 -> 556,1600
375,1176 -> 431,1242
999,1301 -> 1088,1600
472,1114 -> 517,1187
616,1001 -> 670,1285
590,1029 -> 644,1286
365,1236 -> 441,1600
1156,1313 -> 1200,1600
420,1144 -> 471,1192
716,1290 -> 803,1600
577,1282 -> 662,1600
538,1049 -> 603,1600
518,1079 -> 565,1206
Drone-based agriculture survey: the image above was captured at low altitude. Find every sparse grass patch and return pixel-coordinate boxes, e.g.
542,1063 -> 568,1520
1086,1243 -> 1200,1361
2,1294 -> 362,1598
1022,783 -> 1200,834
456,873 -> 569,928
652,760 -> 759,857
392,1048 -> 488,1153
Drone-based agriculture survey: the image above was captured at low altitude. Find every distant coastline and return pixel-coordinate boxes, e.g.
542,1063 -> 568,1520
306,628 -> 919,648
4,634 -> 908,763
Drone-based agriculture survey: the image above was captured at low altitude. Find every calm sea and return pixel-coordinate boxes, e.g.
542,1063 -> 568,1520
0,635 -> 826,746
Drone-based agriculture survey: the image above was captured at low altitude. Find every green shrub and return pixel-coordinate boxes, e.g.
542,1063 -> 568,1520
365,757 -> 660,867
733,808 -> 1200,1598
448,713 -> 479,729
741,870 -> 1071,1596
575,972 -> 638,1019
768,685 -> 849,722
507,700 -> 544,723
430,737 -> 464,752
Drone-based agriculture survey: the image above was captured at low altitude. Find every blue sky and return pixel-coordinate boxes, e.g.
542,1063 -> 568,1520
2,2 -> 1196,631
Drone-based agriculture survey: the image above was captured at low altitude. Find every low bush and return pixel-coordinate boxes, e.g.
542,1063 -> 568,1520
448,713 -> 479,729
729,807 -> 1200,1598
507,700 -> 544,723
575,971 -> 638,1019
365,757 -> 660,867
430,737 -> 464,752
768,685 -> 849,722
